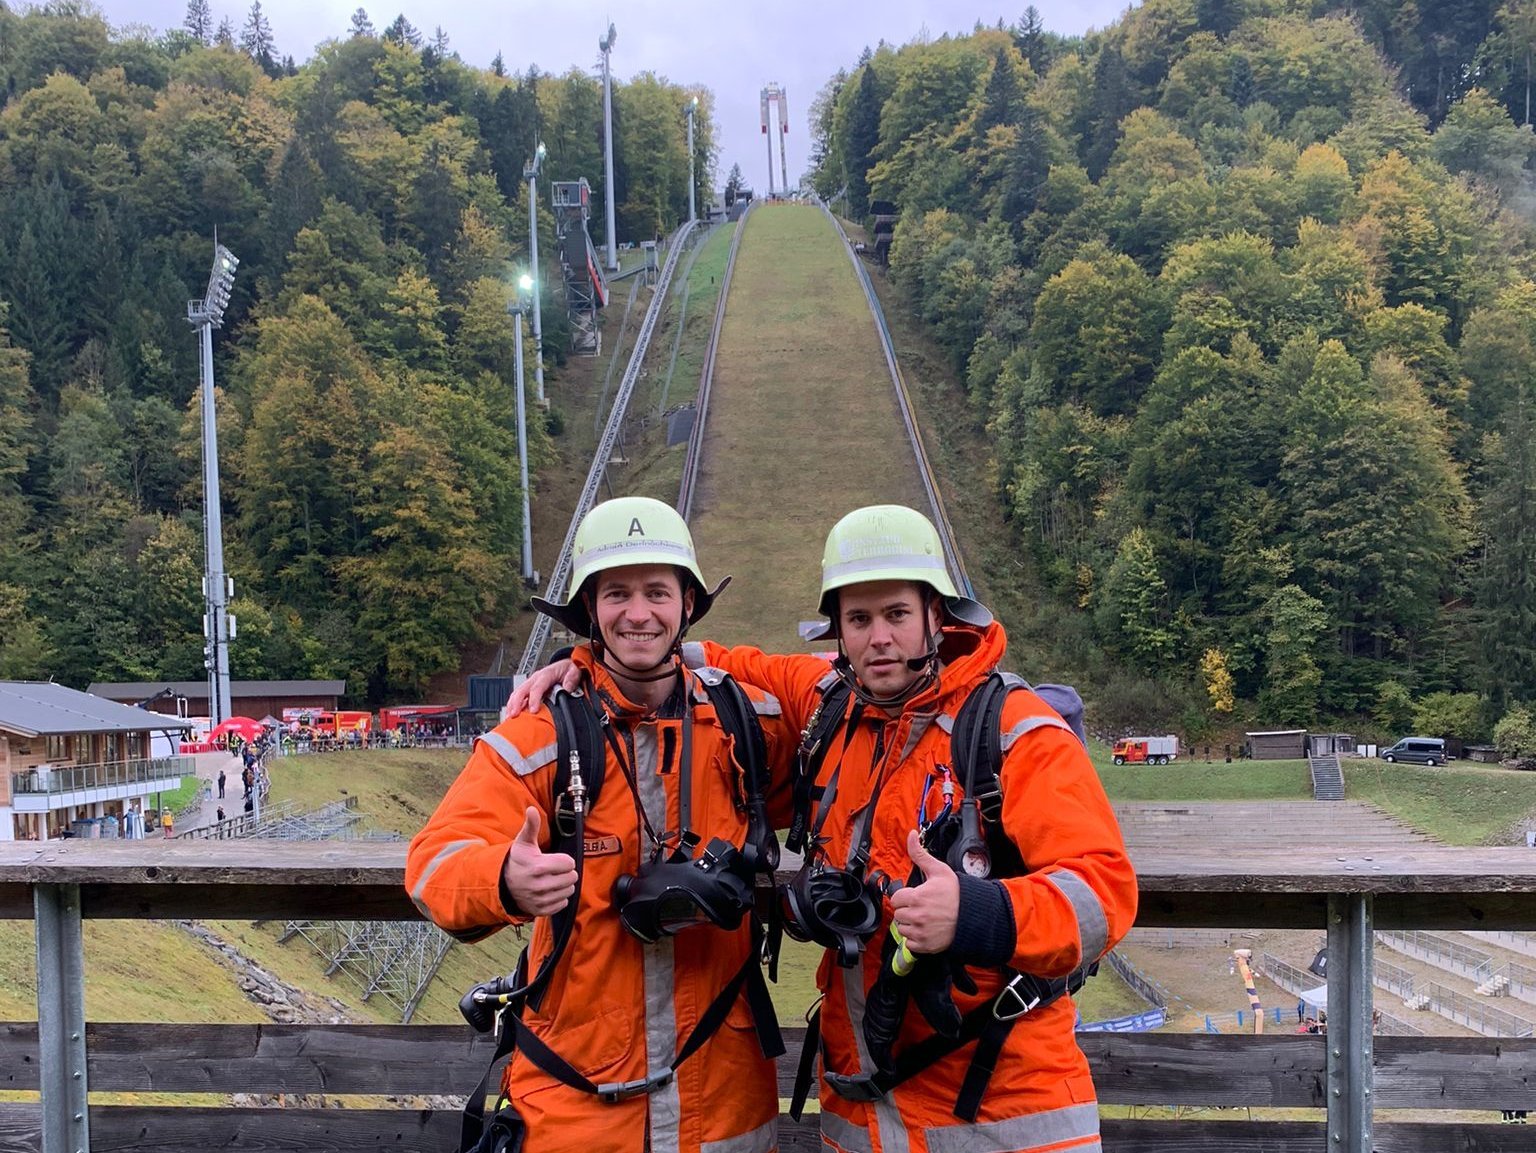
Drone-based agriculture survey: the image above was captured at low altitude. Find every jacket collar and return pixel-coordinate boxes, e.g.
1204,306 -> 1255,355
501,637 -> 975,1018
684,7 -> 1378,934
572,646 -> 686,719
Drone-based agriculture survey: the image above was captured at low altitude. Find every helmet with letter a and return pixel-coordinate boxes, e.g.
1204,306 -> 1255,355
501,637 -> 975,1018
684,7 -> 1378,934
531,497 -> 727,639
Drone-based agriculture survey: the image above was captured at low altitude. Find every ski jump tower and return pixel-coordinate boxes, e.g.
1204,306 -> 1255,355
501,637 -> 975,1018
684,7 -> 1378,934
760,82 -> 789,197
552,177 -> 610,355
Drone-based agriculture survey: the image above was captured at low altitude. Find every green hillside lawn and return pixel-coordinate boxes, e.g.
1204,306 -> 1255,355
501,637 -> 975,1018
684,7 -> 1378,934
689,204 -> 929,653
1096,751 -> 1536,844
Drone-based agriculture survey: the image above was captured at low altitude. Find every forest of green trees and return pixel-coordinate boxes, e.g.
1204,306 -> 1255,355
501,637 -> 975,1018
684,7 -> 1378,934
810,0 -> 1536,739
0,0 -> 714,699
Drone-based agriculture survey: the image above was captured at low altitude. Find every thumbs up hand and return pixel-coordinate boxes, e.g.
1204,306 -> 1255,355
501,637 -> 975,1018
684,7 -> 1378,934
887,829 -> 959,955
502,806 -> 578,916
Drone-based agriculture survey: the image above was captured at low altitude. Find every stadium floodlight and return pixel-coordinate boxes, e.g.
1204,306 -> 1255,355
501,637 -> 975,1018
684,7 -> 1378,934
186,242 -> 240,724
509,274 -> 537,585
686,97 -> 698,224
600,23 -> 618,271
523,142 -> 547,404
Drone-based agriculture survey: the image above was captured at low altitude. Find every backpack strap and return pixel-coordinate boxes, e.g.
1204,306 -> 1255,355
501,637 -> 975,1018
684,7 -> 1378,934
690,668 -> 790,1034
786,675 -> 855,854
692,667 -> 779,872
523,687 -> 606,1013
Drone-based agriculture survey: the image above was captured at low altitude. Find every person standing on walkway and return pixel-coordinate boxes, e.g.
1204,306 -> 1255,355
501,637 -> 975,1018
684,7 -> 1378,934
217,768 -> 226,799
162,808 -> 174,839
408,497 -> 797,1153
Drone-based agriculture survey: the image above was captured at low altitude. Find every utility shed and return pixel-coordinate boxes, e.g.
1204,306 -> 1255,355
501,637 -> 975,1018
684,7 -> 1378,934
1309,733 -> 1355,757
1246,729 -> 1308,760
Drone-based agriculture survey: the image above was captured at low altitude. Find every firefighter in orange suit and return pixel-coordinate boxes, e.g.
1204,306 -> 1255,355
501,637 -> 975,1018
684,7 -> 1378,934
512,504 -> 1137,1153
406,498 -> 795,1153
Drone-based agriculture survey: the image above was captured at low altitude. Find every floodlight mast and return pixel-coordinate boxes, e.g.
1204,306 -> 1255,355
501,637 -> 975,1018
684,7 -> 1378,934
186,243 -> 240,725
600,23 -> 618,271
524,141 -> 547,404
510,274 -> 536,584
686,97 -> 698,223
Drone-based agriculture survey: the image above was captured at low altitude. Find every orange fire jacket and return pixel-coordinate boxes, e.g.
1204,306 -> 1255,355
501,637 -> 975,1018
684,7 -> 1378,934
406,648 -> 797,1153
685,622 -> 1139,1153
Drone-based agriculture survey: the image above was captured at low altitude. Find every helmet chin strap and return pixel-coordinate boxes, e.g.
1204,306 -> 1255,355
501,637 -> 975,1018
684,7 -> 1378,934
587,592 -> 689,684
836,590 -> 940,710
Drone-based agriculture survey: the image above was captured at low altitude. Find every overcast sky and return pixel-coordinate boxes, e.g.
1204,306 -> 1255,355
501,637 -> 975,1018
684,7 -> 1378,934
106,0 -> 1136,190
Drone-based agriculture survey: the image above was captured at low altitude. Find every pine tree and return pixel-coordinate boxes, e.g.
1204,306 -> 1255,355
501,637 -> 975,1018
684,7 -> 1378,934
844,64 -> 882,217
184,0 -> 212,44
724,163 -> 744,206
215,16 -> 235,48
1013,6 -> 1051,75
491,51 -> 506,77
348,7 -> 374,37
1478,392 -> 1536,706
430,25 -> 449,55
383,14 -> 421,48
239,0 -> 276,71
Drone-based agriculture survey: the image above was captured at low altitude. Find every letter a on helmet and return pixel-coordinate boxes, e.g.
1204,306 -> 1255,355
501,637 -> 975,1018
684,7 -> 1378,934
807,505 -> 990,640
532,497 -> 729,639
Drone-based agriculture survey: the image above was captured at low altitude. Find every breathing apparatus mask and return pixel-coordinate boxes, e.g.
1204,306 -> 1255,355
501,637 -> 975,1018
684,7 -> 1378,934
779,858 -> 882,967
615,836 -> 763,943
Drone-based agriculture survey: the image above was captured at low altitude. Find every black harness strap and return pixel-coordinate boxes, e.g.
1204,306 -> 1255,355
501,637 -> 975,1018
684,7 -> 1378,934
788,670 -> 1097,1122
460,669 -> 782,1150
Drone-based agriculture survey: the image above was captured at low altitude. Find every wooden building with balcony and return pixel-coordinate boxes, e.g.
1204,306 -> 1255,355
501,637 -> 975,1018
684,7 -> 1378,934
0,681 -> 194,842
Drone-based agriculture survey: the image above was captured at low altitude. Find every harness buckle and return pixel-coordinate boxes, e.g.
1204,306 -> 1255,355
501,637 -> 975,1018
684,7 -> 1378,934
596,1071 -> 674,1103
824,1072 -> 889,1103
993,973 -> 1043,1021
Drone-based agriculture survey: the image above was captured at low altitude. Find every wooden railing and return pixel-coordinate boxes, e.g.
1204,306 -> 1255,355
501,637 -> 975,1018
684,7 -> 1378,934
3,840 -> 1535,1152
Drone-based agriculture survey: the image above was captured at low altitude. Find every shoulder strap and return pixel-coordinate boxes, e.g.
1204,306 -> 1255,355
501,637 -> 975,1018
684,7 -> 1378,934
786,676 -> 855,854
951,672 -> 1011,826
952,672 -> 1086,825
522,688 -> 606,1013
693,668 -> 779,872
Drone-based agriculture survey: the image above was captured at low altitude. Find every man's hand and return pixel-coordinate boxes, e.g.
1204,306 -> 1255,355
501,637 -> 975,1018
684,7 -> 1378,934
502,806 -> 578,916
503,660 -> 581,719
887,829 -> 959,954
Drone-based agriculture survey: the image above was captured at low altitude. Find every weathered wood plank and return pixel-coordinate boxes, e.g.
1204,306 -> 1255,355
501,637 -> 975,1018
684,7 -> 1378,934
4,1106 -> 1534,1153
6,841 -> 1536,927
1,1025 -> 1530,1113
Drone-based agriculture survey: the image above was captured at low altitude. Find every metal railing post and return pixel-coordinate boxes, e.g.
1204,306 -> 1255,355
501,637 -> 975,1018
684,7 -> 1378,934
1327,893 -> 1373,1153
36,883 -> 89,1153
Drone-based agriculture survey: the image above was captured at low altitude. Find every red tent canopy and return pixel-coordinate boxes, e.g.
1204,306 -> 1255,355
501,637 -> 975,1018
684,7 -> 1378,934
208,716 -> 264,741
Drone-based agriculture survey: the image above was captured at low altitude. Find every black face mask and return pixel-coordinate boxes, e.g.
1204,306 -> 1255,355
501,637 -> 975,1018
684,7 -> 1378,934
614,837 -> 759,943
778,860 -> 882,967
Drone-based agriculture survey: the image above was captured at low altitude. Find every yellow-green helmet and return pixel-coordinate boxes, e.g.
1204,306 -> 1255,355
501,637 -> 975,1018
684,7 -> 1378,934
808,504 -> 990,640
531,497 -> 727,638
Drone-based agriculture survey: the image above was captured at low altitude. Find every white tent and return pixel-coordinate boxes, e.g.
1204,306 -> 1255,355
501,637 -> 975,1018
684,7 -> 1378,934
1299,985 -> 1328,1009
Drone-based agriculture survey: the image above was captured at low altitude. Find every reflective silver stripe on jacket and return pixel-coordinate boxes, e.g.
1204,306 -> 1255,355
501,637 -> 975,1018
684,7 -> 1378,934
477,731 -> 556,777
633,725 -> 684,1151
408,839 -> 486,936
924,1102 -> 1101,1153
839,965 -> 911,1153
692,667 -> 783,717
1046,868 -> 1110,962
681,641 -> 707,669
933,709 -> 1072,745
701,1116 -> 777,1153
999,714 -> 1073,752
820,1109 -> 873,1153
